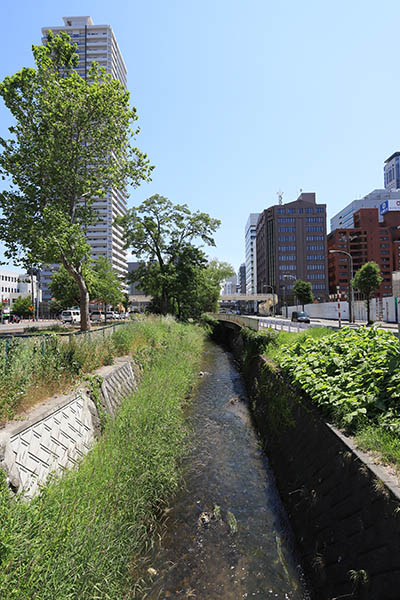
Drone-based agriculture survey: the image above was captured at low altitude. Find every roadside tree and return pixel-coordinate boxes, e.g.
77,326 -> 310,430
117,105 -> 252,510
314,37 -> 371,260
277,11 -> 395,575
351,261 -> 383,324
293,280 -> 314,310
11,296 -> 33,318
0,32 -> 153,331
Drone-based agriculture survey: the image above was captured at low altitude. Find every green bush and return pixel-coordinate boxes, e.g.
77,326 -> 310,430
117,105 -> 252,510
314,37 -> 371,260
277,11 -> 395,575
0,318 -> 205,599
279,326 -> 400,433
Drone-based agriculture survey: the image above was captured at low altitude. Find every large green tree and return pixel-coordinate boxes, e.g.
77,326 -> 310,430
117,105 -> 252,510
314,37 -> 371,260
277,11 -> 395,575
117,194 -> 221,316
293,279 -> 314,310
0,32 -> 153,331
352,261 -> 383,324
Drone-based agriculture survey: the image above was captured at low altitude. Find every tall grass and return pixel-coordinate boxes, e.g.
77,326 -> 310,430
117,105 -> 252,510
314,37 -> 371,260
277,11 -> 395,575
0,317 -> 205,599
0,322 -> 161,422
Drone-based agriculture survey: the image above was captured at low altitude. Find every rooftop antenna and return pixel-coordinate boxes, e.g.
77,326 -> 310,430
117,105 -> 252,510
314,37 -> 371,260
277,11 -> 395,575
277,190 -> 284,205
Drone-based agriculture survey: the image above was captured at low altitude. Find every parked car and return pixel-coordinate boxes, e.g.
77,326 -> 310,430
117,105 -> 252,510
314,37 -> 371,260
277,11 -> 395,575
291,311 -> 310,323
61,310 -> 81,324
90,311 -> 105,323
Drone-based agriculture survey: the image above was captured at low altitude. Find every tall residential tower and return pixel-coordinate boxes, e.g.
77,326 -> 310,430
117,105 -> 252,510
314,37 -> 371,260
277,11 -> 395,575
40,16 -> 128,299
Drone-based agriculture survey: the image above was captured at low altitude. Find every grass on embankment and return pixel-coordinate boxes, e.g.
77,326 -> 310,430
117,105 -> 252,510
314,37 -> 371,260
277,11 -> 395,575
274,326 -> 400,472
0,318 -> 205,600
263,326 -> 332,362
0,321 -> 142,423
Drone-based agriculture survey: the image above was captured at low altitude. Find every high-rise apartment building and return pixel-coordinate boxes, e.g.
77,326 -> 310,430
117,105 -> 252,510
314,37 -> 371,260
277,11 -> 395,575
40,16 -> 128,300
256,192 -> 329,303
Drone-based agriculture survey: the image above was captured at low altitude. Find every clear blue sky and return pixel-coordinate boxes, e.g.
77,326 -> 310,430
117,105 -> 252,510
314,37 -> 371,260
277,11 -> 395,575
1,0 -> 399,273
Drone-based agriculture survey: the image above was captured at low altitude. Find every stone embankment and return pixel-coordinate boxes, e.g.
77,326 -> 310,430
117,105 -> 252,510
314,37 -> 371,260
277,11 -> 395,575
0,357 -> 139,498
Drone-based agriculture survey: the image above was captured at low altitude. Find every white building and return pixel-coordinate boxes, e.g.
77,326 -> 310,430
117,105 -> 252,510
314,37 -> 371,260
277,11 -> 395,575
0,270 -> 41,314
40,16 -> 128,299
245,213 -> 259,295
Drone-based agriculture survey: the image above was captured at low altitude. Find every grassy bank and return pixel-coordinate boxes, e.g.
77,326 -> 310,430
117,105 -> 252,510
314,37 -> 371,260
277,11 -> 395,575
0,317 -> 205,599
0,322 -> 143,423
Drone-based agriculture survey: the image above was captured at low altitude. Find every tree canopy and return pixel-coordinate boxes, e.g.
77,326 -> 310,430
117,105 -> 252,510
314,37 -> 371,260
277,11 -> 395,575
0,31 -> 153,330
352,261 -> 383,324
293,280 -> 314,310
117,195 -> 228,318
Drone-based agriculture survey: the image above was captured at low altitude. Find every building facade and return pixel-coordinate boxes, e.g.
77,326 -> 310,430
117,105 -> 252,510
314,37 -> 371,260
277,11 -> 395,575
384,152 -> 400,191
0,270 -> 41,314
238,263 -> 246,294
256,192 -> 329,304
245,214 -> 259,295
40,16 -> 128,299
330,189 -> 400,231
328,207 -> 400,299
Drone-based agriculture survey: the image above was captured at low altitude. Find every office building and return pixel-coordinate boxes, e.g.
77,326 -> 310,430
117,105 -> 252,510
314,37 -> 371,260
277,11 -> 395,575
330,189 -> 400,231
40,16 -> 128,299
328,207 -> 400,298
384,152 -> 400,191
0,270 -> 41,313
245,214 -> 259,295
256,192 -> 329,303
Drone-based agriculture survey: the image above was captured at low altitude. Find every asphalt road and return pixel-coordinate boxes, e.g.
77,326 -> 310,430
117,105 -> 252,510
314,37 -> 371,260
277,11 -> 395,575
0,319 -> 59,334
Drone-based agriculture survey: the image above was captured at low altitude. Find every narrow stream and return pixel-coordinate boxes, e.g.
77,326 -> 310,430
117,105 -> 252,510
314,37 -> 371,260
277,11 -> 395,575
144,343 -> 310,599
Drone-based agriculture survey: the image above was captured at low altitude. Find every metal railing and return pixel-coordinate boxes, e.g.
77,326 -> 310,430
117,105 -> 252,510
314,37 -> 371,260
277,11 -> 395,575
214,314 -> 325,333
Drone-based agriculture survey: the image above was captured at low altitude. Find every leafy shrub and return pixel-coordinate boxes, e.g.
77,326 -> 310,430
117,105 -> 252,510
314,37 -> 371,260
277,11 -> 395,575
279,326 -> 400,433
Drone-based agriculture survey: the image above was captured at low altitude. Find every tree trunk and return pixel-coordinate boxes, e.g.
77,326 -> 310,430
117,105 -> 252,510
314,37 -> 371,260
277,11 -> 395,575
63,261 -> 91,331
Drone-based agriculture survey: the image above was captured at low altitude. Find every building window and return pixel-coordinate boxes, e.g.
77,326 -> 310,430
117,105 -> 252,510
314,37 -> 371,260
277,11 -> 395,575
278,227 -> 296,232
305,208 -> 313,214
277,218 -> 295,223
306,226 -> 323,232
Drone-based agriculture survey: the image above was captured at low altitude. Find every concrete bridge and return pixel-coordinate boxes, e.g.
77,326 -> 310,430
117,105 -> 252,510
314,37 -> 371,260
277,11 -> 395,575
219,293 -> 277,302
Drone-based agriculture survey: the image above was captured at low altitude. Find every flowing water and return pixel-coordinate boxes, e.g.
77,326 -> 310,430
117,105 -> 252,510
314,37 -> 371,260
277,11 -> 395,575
144,343 -> 311,599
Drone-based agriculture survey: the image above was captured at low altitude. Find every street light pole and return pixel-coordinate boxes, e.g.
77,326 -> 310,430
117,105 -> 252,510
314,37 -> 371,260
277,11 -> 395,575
329,250 -> 355,323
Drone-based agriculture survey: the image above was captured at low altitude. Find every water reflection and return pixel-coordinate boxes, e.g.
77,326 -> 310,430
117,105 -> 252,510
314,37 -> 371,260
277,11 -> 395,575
144,343 -> 310,599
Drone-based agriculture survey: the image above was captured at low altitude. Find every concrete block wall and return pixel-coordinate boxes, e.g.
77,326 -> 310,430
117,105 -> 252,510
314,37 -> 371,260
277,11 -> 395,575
0,357 -> 138,498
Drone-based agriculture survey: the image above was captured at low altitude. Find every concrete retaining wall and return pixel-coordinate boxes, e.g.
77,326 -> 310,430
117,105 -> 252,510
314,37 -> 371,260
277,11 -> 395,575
0,357 -> 138,498
217,322 -> 400,599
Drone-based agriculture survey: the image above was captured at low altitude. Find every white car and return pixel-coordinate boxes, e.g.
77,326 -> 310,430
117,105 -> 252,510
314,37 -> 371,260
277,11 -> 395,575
61,310 -> 80,324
